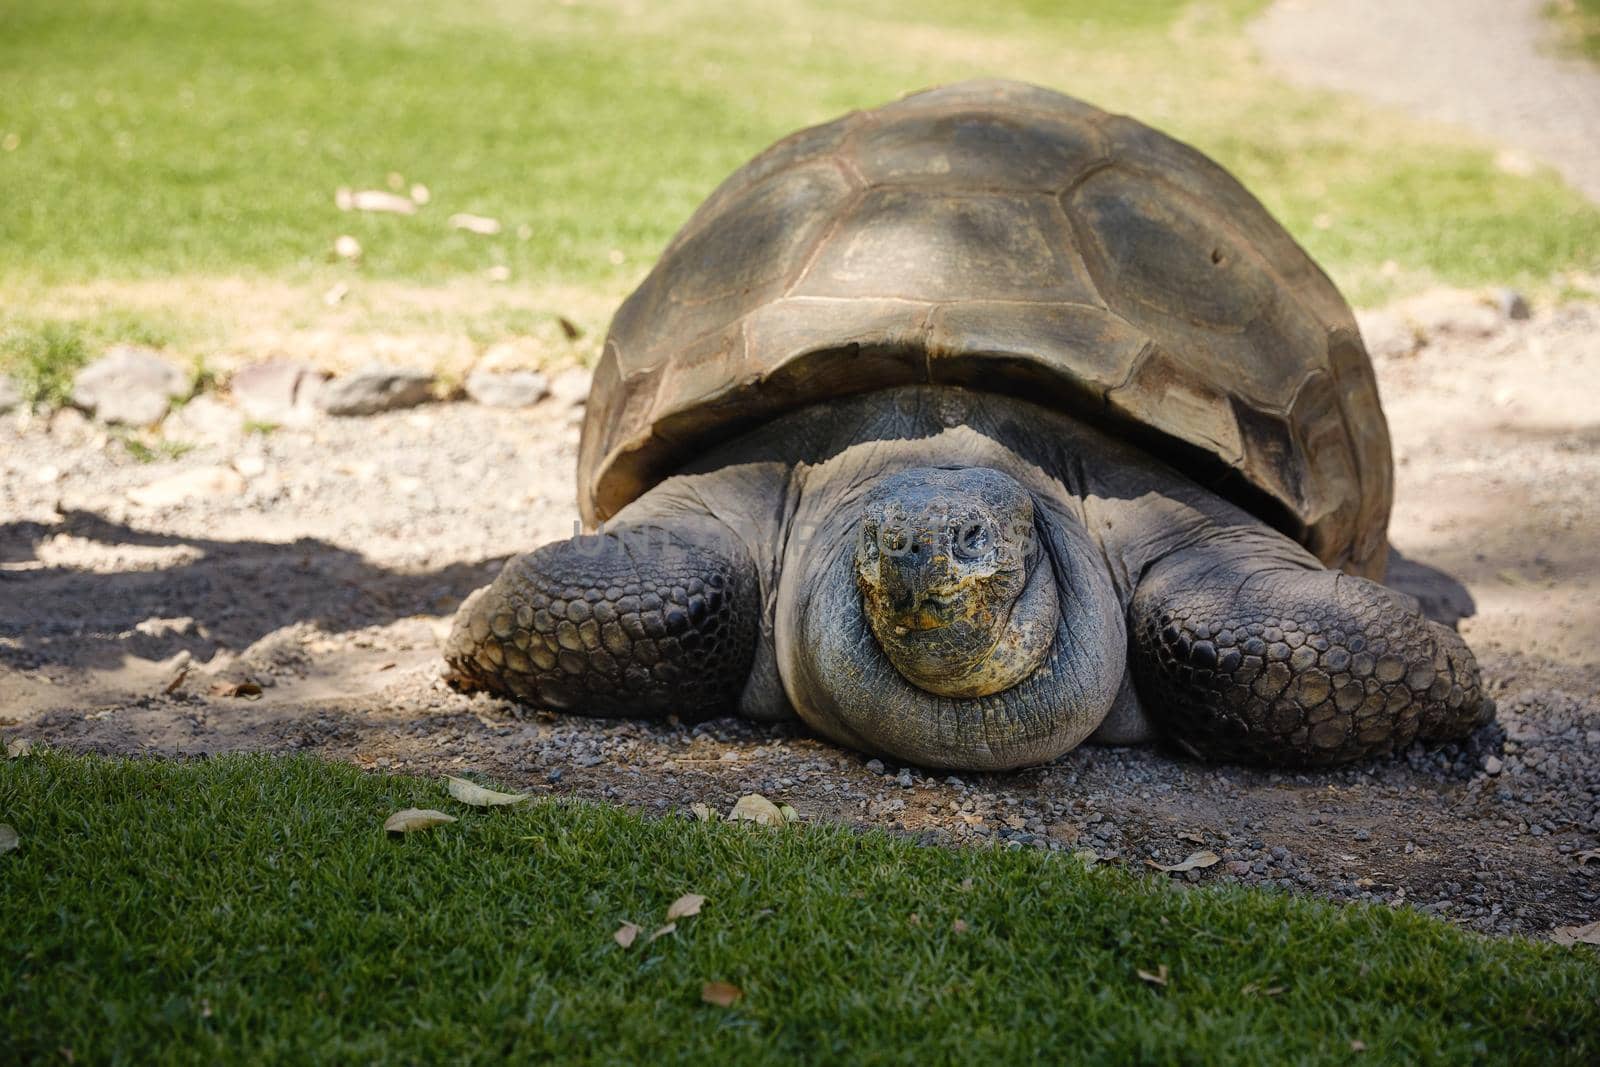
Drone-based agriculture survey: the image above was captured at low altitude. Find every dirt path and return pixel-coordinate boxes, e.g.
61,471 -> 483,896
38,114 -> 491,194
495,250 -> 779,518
2,291 -> 1597,938
1251,0 -> 1600,204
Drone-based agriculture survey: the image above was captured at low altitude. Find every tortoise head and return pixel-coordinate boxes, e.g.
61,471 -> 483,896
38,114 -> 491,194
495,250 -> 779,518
854,467 -> 1059,698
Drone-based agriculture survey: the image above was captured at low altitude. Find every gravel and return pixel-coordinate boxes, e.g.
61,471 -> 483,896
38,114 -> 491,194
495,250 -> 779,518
2,296 -> 1597,940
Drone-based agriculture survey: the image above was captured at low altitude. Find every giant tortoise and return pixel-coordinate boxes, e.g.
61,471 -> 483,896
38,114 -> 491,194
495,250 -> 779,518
445,80 -> 1490,769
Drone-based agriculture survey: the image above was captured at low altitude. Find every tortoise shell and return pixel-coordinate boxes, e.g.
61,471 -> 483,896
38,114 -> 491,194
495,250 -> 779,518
578,79 -> 1392,579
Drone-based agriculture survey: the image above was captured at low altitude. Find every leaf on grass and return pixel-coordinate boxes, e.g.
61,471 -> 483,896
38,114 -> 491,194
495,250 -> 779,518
1550,921 -> 1600,946
5,737 -> 32,759
666,893 -> 706,921
1073,849 -> 1099,866
689,802 -> 714,822
1350,1040 -> 1367,1053
446,775 -> 529,808
449,213 -> 502,235
1146,850 -> 1220,873
0,824 -> 17,854
951,919 -> 969,934
1136,964 -> 1169,987
728,794 -> 786,826
613,922 -> 641,949
648,923 -> 677,943
209,681 -> 263,700
1241,983 -> 1286,997
701,981 -> 743,1007
383,808 -> 457,834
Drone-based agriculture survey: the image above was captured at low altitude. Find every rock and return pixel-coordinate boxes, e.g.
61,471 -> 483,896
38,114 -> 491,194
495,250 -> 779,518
230,360 -> 327,425
865,758 -> 886,775
1355,309 -> 1423,361
134,616 -> 196,638
0,375 -> 20,413
127,465 -> 246,508
162,394 -> 243,444
465,368 -> 549,408
547,366 -> 592,411
333,235 -> 362,261
1484,755 -> 1504,776
1494,288 -> 1531,321
895,769 -> 914,789
72,346 -> 189,425
318,366 -> 434,417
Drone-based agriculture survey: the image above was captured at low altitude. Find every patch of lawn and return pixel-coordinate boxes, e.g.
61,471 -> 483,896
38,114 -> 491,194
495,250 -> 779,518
0,0 -> 1596,301
1549,0 -> 1600,61
2,752 -> 1597,1064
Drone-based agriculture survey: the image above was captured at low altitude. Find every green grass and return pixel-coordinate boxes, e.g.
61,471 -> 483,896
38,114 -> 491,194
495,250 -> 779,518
1550,0 -> 1600,61
2,752 -> 1598,1064
0,0 -> 1596,300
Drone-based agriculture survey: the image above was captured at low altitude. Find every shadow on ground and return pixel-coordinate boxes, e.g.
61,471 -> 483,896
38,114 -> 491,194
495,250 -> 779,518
0,510 -> 502,673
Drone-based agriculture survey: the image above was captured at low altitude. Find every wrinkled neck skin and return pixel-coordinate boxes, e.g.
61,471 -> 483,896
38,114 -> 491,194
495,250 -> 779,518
775,429 -> 1126,771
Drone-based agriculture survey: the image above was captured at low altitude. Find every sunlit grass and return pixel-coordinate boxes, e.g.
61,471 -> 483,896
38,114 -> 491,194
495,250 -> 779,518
3,751 -> 1598,1063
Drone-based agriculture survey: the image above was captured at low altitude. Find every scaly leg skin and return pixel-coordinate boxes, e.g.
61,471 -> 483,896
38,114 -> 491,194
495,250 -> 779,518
1130,535 -> 1492,765
444,518 -> 761,719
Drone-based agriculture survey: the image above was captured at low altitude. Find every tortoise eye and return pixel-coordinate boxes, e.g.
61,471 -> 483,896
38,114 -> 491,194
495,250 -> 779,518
953,522 -> 990,560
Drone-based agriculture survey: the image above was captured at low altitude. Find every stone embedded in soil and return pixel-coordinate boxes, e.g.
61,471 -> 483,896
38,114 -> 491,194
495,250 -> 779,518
229,360 -> 327,425
465,368 -> 549,408
126,465 -> 246,508
162,394 -> 244,444
1355,308 -> 1423,361
71,345 -> 190,426
317,365 -> 434,416
1494,288 -> 1531,321
548,367 -> 592,409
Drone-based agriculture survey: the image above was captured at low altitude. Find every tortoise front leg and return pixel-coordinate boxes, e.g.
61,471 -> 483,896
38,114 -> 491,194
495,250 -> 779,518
445,517 -> 761,719
1129,531 -> 1491,765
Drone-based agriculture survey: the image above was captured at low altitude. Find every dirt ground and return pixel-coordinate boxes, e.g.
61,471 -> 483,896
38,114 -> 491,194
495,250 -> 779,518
1252,0 -> 1600,204
2,290 -> 1597,938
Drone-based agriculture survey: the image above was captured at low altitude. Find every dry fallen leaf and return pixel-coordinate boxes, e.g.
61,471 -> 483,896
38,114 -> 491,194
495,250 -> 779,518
648,923 -> 677,943
1146,850 -> 1221,873
383,808 -> 457,834
5,737 -> 32,759
1178,830 -> 1206,845
689,802 -> 714,822
613,922 -> 641,949
558,316 -> 582,340
0,824 -> 18,854
208,681 -> 263,700
701,981 -> 743,1007
449,212 -> 502,235
1550,921 -> 1600,946
1136,964 -> 1169,987
667,893 -> 706,921
951,918 -> 969,934
445,775 -> 529,808
1350,1040 -> 1367,1053
335,188 -> 417,215
728,794 -> 786,826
